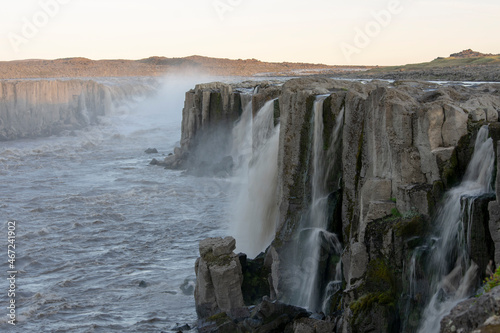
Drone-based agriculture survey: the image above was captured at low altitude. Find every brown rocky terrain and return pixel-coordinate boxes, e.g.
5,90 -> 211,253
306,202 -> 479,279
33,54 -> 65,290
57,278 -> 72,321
335,49 -> 500,82
0,56 -> 368,79
450,49 -> 498,58
334,65 -> 500,82
2,50 -> 499,81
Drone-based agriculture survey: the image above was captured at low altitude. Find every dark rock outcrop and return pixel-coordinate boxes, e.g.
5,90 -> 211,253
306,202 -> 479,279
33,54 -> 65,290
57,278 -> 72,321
145,148 -> 159,154
462,193 -> 496,280
239,252 -> 271,306
440,286 -> 500,333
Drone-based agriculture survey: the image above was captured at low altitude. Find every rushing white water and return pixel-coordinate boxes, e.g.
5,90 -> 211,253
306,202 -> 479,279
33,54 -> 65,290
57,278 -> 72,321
230,99 -> 280,258
418,126 -> 495,333
230,94 -> 253,167
294,95 -> 344,312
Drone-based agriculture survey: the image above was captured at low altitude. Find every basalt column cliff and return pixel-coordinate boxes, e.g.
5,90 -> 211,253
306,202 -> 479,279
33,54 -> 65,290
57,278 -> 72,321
166,78 -> 500,332
0,78 -> 156,141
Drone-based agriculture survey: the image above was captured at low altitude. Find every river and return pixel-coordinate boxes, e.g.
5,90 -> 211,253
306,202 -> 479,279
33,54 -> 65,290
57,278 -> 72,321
0,78 -> 231,332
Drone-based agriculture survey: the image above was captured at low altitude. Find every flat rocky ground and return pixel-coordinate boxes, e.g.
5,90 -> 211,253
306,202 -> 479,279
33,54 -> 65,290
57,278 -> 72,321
0,56 -> 367,79
1,55 -> 499,82
333,64 -> 500,82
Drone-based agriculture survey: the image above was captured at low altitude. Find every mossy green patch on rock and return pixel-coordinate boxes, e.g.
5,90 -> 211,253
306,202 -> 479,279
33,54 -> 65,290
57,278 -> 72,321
395,215 -> 426,239
391,207 -> 402,218
206,311 -> 231,326
240,254 -> 270,306
350,291 -> 395,316
365,259 -> 396,293
202,251 -> 234,267
209,92 -> 223,121
349,291 -> 398,332
349,258 -> 399,331
242,270 -> 269,305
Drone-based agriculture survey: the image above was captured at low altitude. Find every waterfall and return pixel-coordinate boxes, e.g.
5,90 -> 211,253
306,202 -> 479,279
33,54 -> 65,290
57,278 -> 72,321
417,126 -> 495,333
230,99 -> 280,258
294,95 -> 344,312
231,94 -> 253,168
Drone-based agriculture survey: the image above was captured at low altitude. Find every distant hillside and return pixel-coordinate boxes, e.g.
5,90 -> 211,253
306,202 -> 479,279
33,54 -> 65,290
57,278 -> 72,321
0,56 -> 368,79
371,50 -> 500,72
335,50 -> 500,82
2,51 -> 499,81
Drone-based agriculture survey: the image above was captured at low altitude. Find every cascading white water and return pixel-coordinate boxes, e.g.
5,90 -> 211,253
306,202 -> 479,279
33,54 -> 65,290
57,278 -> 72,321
230,99 -> 280,257
231,94 -> 253,168
252,100 -> 276,152
418,126 -> 495,333
295,95 -> 344,312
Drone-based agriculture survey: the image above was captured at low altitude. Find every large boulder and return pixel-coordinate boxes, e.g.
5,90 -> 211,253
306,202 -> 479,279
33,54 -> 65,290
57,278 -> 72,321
194,236 -> 247,319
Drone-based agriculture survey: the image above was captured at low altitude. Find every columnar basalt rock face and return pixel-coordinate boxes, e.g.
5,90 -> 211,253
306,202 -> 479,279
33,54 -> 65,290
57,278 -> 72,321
0,79 -> 155,141
187,78 -> 500,332
165,81 -> 282,171
268,78 -> 500,331
180,82 -> 240,154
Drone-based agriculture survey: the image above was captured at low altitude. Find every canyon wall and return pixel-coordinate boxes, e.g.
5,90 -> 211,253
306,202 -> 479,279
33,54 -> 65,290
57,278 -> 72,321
178,78 -> 500,332
0,78 -> 156,141
272,79 -> 500,332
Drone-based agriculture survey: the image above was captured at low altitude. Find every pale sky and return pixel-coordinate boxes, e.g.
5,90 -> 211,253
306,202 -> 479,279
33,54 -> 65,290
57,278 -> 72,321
0,0 -> 499,66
